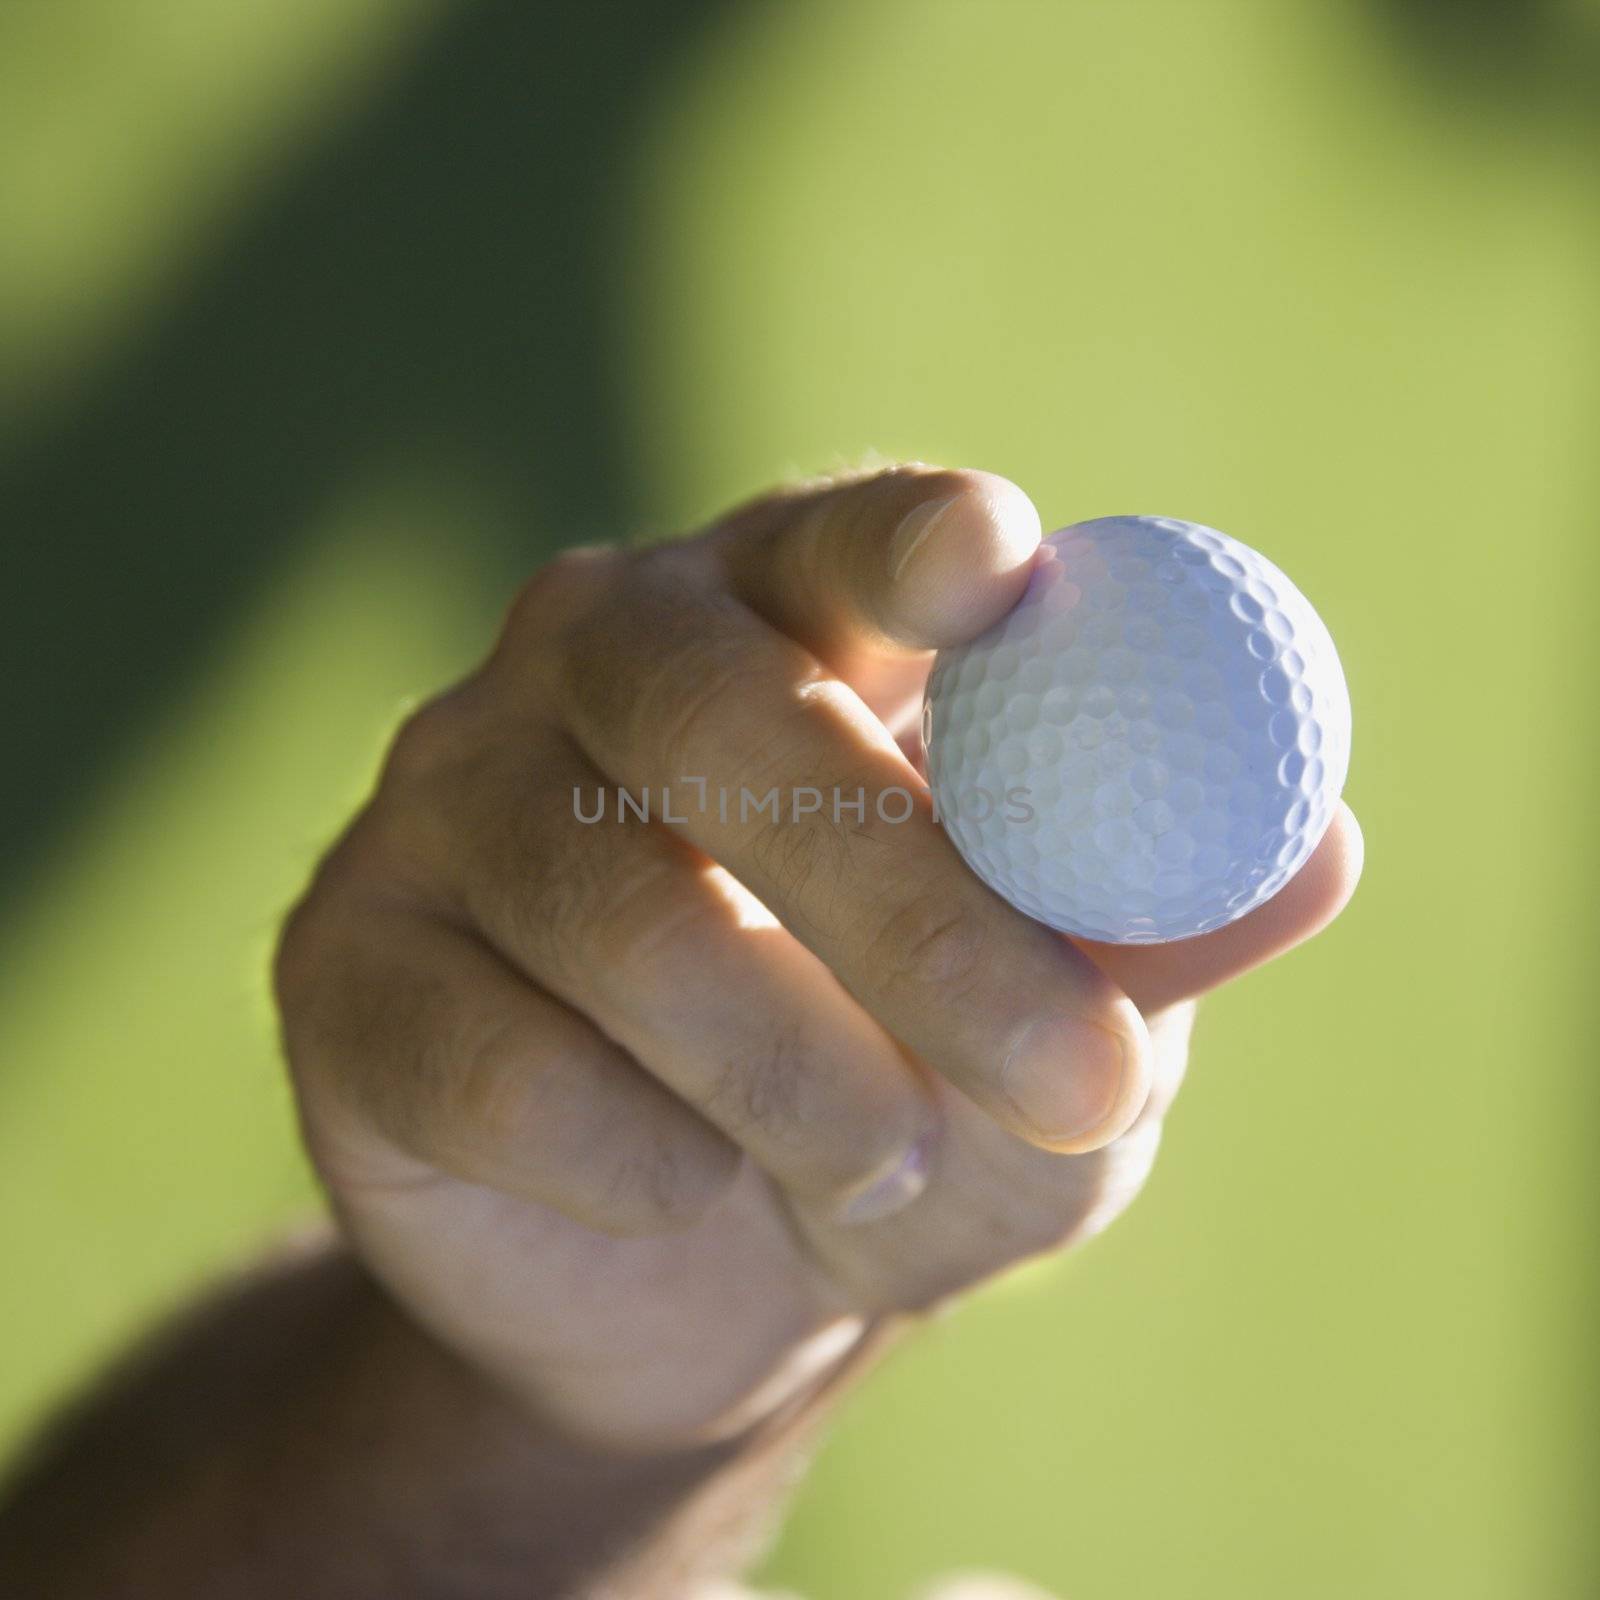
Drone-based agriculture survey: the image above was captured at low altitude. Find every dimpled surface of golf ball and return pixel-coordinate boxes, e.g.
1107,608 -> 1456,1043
922,515 -> 1350,943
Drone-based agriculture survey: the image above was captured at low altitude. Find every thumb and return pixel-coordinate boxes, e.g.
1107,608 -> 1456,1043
712,463 -> 1042,671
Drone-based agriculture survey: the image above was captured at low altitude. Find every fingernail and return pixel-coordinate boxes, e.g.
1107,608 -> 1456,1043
1002,1015 -> 1131,1149
835,1128 -> 936,1226
888,493 -> 962,582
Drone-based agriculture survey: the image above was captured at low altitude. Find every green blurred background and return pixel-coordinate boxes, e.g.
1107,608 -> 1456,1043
2,1 -> 1595,1594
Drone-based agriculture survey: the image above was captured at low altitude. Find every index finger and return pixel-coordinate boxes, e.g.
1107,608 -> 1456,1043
535,503 -> 1151,1157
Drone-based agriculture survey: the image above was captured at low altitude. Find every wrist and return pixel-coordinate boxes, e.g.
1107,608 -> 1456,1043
359,1256 -> 905,1595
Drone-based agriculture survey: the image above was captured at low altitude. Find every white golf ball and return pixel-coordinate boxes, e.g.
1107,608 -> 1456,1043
921,515 -> 1351,944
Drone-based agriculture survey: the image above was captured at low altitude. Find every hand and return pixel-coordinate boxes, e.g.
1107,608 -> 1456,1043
274,465 -> 1361,1452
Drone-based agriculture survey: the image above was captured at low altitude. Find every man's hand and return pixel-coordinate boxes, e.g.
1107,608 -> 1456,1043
275,465 -> 1362,1452
1,466 -> 1362,1599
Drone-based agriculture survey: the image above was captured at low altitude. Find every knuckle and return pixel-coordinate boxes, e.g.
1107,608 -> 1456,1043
382,686 -> 478,789
425,1005 -> 530,1160
270,897 -> 363,1125
652,638 -> 750,784
871,887 -> 989,1003
591,870 -> 721,999
705,1018 -> 925,1199
271,822 -> 421,1086
501,544 -> 626,655
599,1125 -> 741,1236
812,1120 -> 924,1208
355,695 -> 504,911
493,869 -> 585,991
493,811 -> 641,986
702,1016 -> 811,1145
556,556 -> 748,767
271,827 -> 373,1018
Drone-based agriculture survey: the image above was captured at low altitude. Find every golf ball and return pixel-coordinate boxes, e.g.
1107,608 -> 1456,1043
922,515 -> 1350,943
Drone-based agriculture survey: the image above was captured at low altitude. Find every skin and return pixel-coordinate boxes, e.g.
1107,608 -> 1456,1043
0,465 -> 1361,1595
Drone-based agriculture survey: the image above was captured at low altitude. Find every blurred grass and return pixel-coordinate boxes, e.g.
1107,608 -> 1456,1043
1,0 -> 1594,1596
